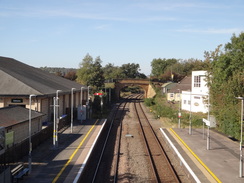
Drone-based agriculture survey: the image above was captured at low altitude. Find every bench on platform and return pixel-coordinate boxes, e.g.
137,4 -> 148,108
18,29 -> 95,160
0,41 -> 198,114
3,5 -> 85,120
11,164 -> 29,182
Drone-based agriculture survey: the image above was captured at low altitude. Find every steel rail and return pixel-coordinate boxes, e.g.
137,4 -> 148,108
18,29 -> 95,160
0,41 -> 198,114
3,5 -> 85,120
113,94 -> 142,182
134,96 -> 180,183
133,95 -> 160,182
92,95 -> 133,183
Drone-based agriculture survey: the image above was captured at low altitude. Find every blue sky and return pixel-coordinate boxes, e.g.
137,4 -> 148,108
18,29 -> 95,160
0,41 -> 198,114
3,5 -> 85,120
0,0 -> 243,75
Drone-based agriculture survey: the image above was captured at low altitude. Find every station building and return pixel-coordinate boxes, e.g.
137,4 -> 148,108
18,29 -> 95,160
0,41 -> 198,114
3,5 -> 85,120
181,71 -> 209,113
0,106 -> 44,149
166,71 -> 209,113
0,56 -> 88,123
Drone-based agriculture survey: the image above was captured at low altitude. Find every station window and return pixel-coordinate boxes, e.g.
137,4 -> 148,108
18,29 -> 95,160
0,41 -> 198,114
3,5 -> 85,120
194,76 -> 201,87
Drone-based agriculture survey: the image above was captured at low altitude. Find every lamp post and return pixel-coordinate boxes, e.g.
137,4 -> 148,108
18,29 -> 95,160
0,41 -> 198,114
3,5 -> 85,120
178,89 -> 181,128
236,97 -> 244,178
88,86 -> 90,99
55,90 -> 62,147
87,86 -> 90,119
71,88 -> 76,133
207,94 -> 210,150
53,97 -> 56,147
80,87 -> 84,105
29,94 -> 36,174
189,91 -> 192,135
80,87 -> 84,121
109,87 -> 111,103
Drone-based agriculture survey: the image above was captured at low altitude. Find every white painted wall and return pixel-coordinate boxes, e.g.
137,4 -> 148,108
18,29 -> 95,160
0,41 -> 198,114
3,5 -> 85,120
181,71 -> 209,113
192,70 -> 208,95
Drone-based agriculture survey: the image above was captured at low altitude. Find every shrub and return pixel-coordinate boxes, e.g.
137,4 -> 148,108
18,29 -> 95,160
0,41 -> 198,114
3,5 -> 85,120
144,98 -> 155,106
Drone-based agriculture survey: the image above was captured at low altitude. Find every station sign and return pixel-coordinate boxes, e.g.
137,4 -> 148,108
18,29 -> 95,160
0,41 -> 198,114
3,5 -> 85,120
11,98 -> 23,103
203,118 -> 216,128
94,93 -> 103,96
178,112 -> 181,118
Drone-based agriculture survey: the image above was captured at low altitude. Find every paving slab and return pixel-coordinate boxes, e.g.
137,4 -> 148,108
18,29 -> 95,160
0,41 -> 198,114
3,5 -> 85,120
20,119 -> 105,183
165,128 -> 243,183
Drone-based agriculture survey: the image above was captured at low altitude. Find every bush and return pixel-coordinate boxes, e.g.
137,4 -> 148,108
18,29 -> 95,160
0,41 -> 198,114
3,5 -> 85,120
144,98 -> 155,106
144,88 -> 207,127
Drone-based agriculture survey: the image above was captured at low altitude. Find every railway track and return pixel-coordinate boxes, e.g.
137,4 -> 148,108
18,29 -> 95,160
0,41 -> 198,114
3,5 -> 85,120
79,94 -> 181,183
78,95 -> 133,182
134,96 -> 180,183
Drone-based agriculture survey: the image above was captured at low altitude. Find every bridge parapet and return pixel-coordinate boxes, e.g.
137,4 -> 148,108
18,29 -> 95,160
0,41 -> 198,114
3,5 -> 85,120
116,79 -> 150,84
114,79 -> 155,99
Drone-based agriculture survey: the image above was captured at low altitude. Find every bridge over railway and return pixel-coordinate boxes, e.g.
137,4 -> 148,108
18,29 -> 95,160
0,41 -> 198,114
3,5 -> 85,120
114,79 -> 156,99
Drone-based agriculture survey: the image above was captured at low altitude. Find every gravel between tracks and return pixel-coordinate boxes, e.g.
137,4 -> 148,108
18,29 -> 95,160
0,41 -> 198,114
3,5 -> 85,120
82,98 -> 191,182
117,102 -> 153,183
115,99 -> 191,183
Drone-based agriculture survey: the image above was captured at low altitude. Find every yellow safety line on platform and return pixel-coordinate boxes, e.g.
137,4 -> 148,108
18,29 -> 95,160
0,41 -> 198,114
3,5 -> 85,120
170,128 -> 222,183
52,119 -> 99,183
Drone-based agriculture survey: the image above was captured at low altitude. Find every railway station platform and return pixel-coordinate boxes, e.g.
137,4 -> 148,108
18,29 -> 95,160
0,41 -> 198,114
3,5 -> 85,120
21,119 -> 106,183
17,106 -> 243,183
162,127 -> 243,183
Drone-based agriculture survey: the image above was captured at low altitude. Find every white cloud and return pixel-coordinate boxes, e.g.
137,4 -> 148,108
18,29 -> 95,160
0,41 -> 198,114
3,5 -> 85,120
0,2 -> 178,23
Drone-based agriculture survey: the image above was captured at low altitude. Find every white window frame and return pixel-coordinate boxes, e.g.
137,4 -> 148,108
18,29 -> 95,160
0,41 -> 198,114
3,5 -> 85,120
194,76 -> 201,87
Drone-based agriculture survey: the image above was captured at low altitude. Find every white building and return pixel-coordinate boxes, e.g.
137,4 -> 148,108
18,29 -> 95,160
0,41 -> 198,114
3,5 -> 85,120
181,71 -> 209,113
166,76 -> 191,102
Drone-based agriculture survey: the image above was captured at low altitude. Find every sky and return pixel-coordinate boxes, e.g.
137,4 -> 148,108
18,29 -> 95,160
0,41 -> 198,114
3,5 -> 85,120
0,0 -> 243,76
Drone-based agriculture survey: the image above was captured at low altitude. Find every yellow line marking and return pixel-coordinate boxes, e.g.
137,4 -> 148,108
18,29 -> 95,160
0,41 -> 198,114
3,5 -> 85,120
52,119 -> 99,183
170,128 -> 222,183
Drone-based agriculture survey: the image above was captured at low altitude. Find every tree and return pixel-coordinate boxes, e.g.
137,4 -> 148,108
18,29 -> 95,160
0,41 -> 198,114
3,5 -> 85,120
151,58 -> 177,77
55,71 -> 63,77
64,71 -> 77,81
151,57 -> 210,82
76,54 -> 105,89
206,32 -> 244,139
120,63 -> 146,79
76,53 -> 93,85
89,56 -> 105,88
103,63 -> 122,80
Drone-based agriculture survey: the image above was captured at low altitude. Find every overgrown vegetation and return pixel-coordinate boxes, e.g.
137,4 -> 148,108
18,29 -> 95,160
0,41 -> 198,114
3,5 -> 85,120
205,33 -> 244,139
146,33 -> 244,139
144,89 -> 205,128
150,58 -> 209,82
40,67 -> 77,81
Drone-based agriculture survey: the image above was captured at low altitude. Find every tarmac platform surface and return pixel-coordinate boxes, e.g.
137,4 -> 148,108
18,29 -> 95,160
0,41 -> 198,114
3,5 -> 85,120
163,127 -> 243,183
19,119 -> 243,183
21,119 -> 105,183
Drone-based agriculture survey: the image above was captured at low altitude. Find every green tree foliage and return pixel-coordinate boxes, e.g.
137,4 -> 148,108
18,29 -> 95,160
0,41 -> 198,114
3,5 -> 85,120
76,54 -> 105,89
151,58 -> 177,77
120,63 -> 147,79
77,54 -> 147,92
103,63 -> 122,80
151,58 -> 209,82
206,33 -> 244,139
179,58 -> 209,76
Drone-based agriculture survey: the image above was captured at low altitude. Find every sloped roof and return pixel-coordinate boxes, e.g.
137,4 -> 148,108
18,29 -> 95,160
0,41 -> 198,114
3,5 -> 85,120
0,106 -> 44,127
0,56 -> 86,96
169,76 -> 192,93
162,82 -> 177,90
162,82 -> 172,87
